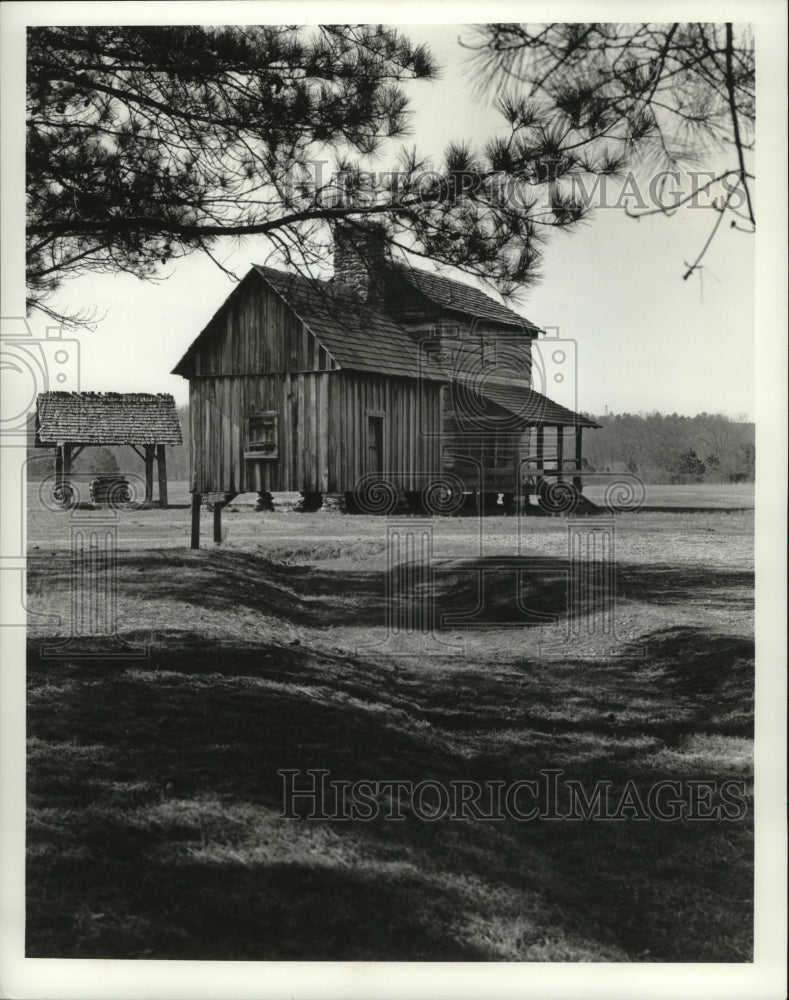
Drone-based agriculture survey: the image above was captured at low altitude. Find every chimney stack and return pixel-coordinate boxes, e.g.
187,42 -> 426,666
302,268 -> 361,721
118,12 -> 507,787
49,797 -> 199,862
333,221 -> 388,304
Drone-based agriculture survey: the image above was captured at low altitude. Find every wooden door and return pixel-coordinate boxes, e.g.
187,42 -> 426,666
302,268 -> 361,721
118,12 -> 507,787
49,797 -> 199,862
367,415 -> 384,475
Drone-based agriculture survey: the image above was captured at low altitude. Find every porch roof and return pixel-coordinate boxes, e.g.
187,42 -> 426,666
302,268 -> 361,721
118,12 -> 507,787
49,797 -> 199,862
453,378 -> 601,428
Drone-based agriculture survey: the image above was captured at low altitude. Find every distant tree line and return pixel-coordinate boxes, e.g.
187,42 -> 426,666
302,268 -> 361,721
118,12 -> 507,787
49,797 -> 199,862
581,411 -> 754,483
28,406 -> 752,487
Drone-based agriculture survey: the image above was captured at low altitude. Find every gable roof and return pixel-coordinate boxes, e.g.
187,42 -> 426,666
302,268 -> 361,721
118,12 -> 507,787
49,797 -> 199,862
171,265 -> 446,382
172,263 -> 598,428
36,392 -> 182,445
389,262 -> 541,333
172,262 -> 540,381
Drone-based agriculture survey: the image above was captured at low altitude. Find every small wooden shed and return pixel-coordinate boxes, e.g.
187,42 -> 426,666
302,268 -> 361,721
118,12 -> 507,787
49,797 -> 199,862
35,392 -> 182,507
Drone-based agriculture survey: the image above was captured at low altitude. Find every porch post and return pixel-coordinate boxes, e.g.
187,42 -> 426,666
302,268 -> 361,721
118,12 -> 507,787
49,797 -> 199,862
533,425 -> 545,501
574,427 -> 583,491
156,444 -> 168,509
556,427 -> 565,483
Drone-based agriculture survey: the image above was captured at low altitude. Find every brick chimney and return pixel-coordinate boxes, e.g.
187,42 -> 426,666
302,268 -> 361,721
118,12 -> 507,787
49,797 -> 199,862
332,221 -> 388,304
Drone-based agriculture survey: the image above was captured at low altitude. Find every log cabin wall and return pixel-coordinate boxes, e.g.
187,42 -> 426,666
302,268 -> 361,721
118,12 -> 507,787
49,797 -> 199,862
396,314 -> 536,492
442,398 -> 525,491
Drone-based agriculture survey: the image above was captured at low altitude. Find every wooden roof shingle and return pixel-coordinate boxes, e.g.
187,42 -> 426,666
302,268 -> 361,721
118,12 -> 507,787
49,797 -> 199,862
389,262 -> 541,333
252,266 -> 446,381
172,260 -> 541,381
458,378 -> 601,428
36,392 -> 183,445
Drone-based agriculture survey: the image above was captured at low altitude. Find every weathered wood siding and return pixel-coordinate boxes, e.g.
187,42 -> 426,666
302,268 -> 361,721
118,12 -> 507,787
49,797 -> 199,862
190,371 -> 443,495
190,372 -> 326,493
188,274 -> 329,493
186,275 -> 444,494
189,273 -> 338,377
442,399 -> 527,491
407,321 -> 534,492
334,372 -> 443,494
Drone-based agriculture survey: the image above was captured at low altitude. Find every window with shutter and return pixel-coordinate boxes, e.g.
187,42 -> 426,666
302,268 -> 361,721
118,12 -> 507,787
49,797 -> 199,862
245,411 -> 278,459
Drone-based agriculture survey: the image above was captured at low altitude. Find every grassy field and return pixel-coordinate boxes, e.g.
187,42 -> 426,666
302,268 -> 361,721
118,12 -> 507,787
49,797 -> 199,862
26,482 -> 754,961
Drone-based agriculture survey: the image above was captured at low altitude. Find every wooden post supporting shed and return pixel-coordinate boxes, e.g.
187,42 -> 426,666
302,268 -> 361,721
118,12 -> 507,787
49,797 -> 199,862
144,444 -> 155,504
156,445 -> 169,508
54,443 -> 64,491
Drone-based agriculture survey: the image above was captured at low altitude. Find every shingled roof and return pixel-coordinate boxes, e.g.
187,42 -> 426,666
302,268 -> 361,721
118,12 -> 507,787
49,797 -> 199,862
36,393 -> 182,445
456,378 -> 601,428
172,258 -> 542,381
252,265 -> 446,381
389,262 -> 541,333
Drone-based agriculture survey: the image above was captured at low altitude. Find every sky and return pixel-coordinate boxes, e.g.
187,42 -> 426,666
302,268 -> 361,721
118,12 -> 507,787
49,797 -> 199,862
6,19 -> 757,419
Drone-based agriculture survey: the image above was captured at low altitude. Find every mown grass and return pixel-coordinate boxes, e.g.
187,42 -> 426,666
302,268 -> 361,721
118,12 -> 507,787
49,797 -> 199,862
25,507 -> 754,961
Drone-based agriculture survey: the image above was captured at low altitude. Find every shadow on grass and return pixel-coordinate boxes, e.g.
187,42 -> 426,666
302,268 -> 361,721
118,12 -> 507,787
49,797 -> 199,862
27,623 -> 753,962
28,548 -> 755,631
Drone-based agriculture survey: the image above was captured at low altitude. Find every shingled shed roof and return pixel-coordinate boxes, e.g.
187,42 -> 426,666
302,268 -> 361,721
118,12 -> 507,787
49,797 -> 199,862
459,378 -> 601,428
36,393 -> 182,445
389,262 -> 541,333
252,265 -> 446,381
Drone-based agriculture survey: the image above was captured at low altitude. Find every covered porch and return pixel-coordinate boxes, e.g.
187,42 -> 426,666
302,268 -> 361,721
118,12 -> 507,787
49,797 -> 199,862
445,377 -> 601,511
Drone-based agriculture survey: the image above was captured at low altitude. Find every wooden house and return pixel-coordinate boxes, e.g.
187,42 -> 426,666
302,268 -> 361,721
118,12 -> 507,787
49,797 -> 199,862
173,225 -> 598,543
